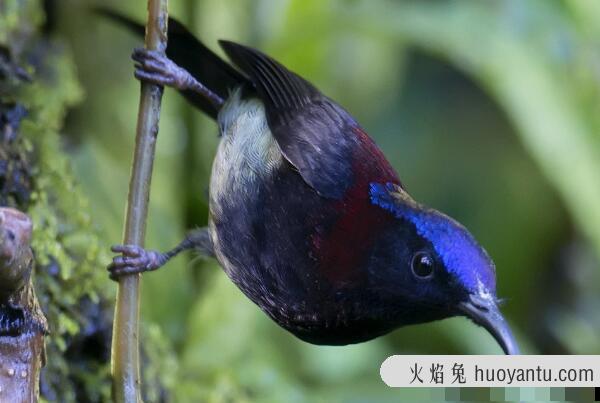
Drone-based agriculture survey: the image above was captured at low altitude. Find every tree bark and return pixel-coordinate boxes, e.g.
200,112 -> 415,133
0,208 -> 47,403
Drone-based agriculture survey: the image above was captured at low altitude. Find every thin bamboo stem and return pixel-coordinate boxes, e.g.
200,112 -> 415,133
111,1 -> 168,401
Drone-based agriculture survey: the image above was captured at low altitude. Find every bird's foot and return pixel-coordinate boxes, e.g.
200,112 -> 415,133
107,244 -> 166,281
132,48 -> 194,91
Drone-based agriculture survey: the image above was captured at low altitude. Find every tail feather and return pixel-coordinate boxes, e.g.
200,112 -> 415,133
95,8 -> 248,119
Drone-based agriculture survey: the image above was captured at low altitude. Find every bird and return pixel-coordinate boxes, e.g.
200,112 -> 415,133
103,12 -> 519,354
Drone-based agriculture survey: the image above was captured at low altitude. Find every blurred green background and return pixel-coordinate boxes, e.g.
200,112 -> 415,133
51,0 -> 600,401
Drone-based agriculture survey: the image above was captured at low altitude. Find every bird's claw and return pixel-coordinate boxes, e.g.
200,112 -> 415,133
107,244 -> 164,281
132,47 -> 190,90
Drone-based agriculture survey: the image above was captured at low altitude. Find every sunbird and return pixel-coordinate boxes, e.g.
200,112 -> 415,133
104,12 -> 519,354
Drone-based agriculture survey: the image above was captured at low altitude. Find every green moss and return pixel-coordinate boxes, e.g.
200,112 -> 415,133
1,0 -> 176,401
0,0 -> 43,56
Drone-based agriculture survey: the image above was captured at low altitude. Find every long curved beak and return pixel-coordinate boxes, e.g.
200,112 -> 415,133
458,294 -> 520,355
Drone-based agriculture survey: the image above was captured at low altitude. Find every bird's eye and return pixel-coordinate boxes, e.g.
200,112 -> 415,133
411,252 -> 435,279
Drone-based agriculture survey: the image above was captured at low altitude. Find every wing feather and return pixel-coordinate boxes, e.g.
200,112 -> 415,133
219,40 -> 357,198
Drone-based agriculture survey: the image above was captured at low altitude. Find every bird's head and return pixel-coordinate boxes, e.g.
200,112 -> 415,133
368,183 -> 519,354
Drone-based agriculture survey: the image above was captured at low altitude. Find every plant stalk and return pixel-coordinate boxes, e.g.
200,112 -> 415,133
111,1 -> 168,401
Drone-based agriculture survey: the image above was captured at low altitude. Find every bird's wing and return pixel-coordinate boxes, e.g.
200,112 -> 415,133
219,40 -> 359,199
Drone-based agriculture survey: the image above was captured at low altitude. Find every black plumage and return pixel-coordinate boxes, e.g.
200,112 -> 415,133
103,11 -> 520,354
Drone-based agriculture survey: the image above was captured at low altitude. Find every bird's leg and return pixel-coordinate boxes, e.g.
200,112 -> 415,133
132,48 -> 224,110
107,227 -> 214,280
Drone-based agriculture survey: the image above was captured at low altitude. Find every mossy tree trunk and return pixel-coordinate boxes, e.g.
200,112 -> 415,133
0,207 -> 47,403
1,0 -> 174,401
